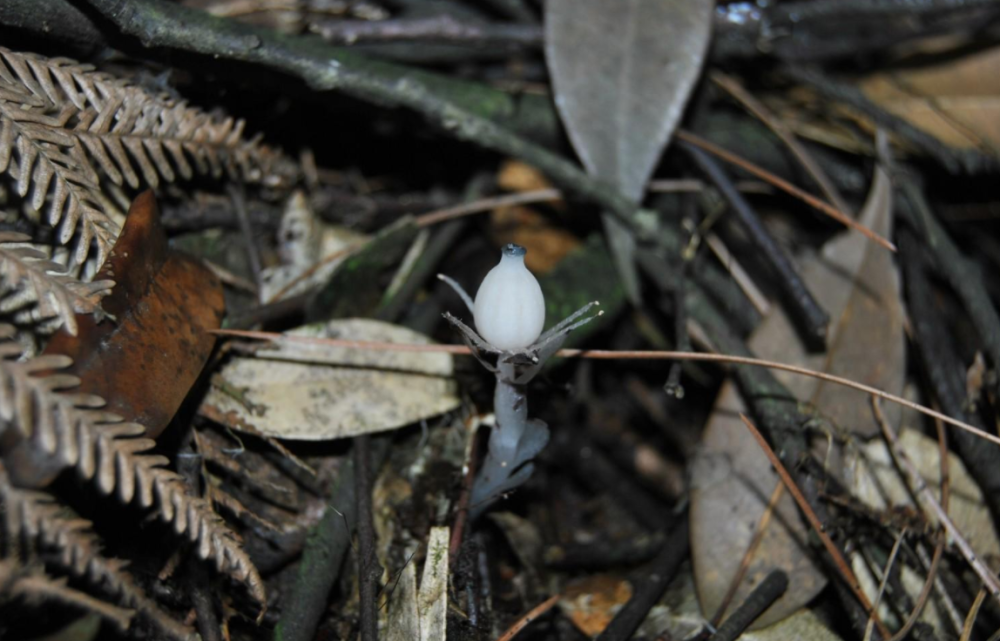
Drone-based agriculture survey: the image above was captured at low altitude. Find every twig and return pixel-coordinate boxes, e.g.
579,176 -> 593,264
595,514 -> 689,641
782,65 -> 994,173
265,245 -> 360,304
710,481 -> 785,627
899,225 -> 1000,521
711,71 -> 852,216
901,179 -> 1000,391
708,570 -> 789,641
494,594 -> 560,641
227,184 -> 263,297
209,331 -> 1000,449
558,430 -> 672,531
864,529 -> 906,641
274,438 -> 390,641
681,140 -> 830,345
704,232 -> 770,316
870,398 -> 1000,601
887,409 -> 951,641
664,259 -> 689,398
354,435 -> 380,641
415,189 -> 561,227
310,15 -> 543,47
83,0 -> 893,262
738,414 -> 890,638
959,587 -> 988,641
83,0 -> 665,247
676,129 -> 894,251
449,415 -> 481,567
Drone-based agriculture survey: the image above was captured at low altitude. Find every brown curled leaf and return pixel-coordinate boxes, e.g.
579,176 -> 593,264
44,190 -> 225,438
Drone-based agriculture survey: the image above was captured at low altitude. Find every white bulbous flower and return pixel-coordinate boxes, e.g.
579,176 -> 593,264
473,244 -> 546,351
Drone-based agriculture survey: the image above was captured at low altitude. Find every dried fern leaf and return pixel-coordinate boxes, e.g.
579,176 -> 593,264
0,463 -> 197,641
0,231 -> 113,335
0,47 -> 296,268
0,329 -> 266,611
0,561 -> 134,631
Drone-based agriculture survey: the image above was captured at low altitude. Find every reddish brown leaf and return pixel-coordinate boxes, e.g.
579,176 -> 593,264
44,190 -> 225,438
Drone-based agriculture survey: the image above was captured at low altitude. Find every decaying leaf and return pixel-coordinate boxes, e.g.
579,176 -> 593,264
691,160 -> 903,627
42,191 -> 225,439
859,45 -> 1000,154
545,0 -> 713,301
0,232 -> 113,335
202,318 -> 459,440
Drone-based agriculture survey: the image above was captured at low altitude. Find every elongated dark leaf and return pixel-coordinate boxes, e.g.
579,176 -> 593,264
545,0 -> 713,301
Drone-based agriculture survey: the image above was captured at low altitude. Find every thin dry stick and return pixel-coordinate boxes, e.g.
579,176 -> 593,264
864,528 -> 906,641
710,480 -> 785,627
265,245 -> 360,304
888,411 -> 951,641
737,414 -> 890,638
960,587 -> 988,641
705,232 -> 770,316
495,594 -> 560,641
871,397 -> 1000,601
210,329 -> 1000,449
675,129 -> 895,252
711,71 -> 852,216
415,189 -> 561,227
413,180 -> 761,228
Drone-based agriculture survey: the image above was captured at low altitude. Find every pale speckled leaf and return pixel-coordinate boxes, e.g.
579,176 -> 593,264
202,319 -> 459,440
691,163 -> 903,627
418,527 -> 449,641
545,0 -> 713,301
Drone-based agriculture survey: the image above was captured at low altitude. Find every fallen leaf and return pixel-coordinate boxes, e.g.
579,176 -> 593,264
202,318 -> 460,440
691,161 -> 904,627
859,46 -> 1000,153
545,0 -> 713,302
43,191 -> 224,438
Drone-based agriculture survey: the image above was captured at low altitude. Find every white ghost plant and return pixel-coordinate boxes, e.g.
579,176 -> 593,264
440,243 -> 600,518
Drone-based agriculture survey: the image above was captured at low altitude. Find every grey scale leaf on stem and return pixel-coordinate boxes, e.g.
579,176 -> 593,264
439,243 -> 601,519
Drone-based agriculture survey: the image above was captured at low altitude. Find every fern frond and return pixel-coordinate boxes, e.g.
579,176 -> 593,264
0,560 -> 135,631
0,232 -> 113,335
0,464 -> 197,641
0,328 -> 266,610
0,47 -> 297,268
